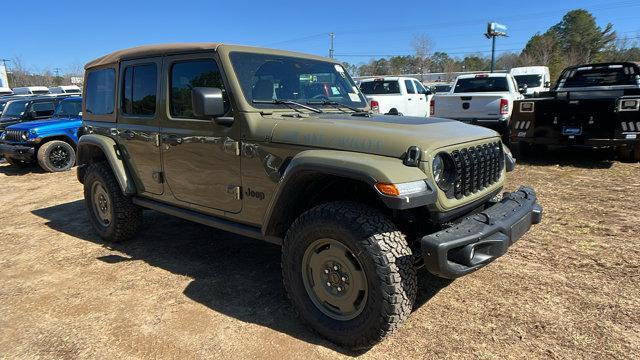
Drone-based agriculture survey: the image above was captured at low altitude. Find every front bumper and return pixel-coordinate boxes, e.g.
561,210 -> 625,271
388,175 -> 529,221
421,186 -> 542,279
0,143 -> 36,161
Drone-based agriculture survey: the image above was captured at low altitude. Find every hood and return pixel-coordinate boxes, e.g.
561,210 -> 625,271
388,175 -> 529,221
270,113 -> 500,158
6,118 -> 81,131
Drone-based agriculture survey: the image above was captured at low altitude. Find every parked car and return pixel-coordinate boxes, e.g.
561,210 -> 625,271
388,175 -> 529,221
510,62 -> 640,161
0,95 -> 72,133
431,73 -> 525,139
76,43 -> 541,350
49,85 -> 82,94
510,66 -> 551,97
11,86 -> 51,95
359,76 -> 433,116
0,97 -> 82,171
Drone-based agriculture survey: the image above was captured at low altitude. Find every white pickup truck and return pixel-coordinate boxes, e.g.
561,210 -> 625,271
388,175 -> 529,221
359,76 -> 433,117
431,73 -> 524,136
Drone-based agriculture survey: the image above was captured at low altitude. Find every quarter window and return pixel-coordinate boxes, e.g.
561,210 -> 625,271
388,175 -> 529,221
85,69 -> 116,115
123,64 -> 157,116
170,60 -> 224,119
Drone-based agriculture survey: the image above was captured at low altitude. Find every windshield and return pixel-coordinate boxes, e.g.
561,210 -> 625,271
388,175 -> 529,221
54,100 -> 82,118
2,100 -> 29,118
454,77 -> 509,93
360,80 -> 401,94
230,52 -> 367,109
560,65 -> 638,88
514,74 -> 542,88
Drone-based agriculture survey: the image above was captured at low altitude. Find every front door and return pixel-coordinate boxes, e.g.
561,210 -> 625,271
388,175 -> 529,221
116,58 -> 163,195
160,53 -> 242,213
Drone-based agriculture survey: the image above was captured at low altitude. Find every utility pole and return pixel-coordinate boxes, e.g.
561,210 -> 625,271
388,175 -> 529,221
329,32 -> 335,58
485,22 -> 507,73
54,67 -> 63,86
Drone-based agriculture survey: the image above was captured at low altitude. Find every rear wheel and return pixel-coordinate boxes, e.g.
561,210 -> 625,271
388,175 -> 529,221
37,140 -> 76,172
84,162 -> 142,242
282,202 -> 417,349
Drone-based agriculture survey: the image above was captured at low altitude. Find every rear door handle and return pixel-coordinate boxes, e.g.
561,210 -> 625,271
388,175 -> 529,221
163,134 -> 182,146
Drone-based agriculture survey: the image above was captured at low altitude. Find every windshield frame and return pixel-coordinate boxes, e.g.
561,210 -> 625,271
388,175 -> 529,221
228,51 -> 368,112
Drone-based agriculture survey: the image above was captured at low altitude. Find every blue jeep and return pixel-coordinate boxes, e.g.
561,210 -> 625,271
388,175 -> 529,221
0,97 -> 82,172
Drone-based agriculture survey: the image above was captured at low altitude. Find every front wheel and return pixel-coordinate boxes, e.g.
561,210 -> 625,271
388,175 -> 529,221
282,202 -> 417,349
37,140 -> 76,172
83,162 -> 142,242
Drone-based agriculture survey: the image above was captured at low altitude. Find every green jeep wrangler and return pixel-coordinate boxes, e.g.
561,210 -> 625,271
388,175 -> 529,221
76,43 -> 542,349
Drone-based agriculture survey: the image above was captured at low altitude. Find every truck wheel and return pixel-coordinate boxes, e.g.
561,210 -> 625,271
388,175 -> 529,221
5,157 -> 33,168
83,162 -> 142,242
37,140 -> 76,172
282,202 -> 417,349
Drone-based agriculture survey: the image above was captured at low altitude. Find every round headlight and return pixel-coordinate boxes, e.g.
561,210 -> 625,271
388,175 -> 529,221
432,152 -> 455,191
21,131 -> 29,140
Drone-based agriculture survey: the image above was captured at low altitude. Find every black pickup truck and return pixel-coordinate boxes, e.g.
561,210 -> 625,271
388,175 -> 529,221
509,62 -> 640,162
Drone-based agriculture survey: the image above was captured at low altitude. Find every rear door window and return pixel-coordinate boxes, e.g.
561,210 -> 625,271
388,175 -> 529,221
404,80 -> 416,94
122,63 -> 157,116
85,69 -> 116,115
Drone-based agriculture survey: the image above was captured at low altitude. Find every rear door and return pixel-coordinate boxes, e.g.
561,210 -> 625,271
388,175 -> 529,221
403,79 -> 418,115
160,53 -> 242,213
413,80 -> 430,117
116,58 -> 163,195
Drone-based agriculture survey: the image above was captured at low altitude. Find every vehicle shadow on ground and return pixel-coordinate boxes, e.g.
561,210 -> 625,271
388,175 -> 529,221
0,162 -> 44,176
512,146 -> 617,169
32,200 -> 451,355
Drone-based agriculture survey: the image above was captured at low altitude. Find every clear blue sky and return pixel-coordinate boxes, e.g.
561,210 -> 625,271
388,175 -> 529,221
2,0 -> 639,74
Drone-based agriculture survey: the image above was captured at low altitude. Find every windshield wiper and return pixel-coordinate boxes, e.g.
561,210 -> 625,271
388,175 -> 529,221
306,99 -> 364,113
252,99 -> 323,113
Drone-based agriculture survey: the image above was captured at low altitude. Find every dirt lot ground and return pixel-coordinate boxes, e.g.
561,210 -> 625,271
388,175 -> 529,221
0,149 -> 638,359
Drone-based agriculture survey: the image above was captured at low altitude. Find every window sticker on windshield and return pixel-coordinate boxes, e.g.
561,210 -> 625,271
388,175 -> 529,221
348,93 -> 360,102
331,87 -> 341,95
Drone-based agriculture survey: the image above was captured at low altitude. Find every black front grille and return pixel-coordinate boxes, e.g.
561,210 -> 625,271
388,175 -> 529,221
449,141 -> 503,199
4,130 -> 23,142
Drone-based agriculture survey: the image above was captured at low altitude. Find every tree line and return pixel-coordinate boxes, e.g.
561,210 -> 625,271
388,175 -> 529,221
344,9 -> 640,82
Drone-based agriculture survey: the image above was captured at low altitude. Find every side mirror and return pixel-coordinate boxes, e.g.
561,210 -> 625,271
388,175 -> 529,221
544,81 -> 551,88
192,87 -> 226,118
28,111 -> 38,119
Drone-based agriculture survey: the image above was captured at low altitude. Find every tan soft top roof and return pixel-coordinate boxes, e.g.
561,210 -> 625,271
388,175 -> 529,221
85,43 -> 222,69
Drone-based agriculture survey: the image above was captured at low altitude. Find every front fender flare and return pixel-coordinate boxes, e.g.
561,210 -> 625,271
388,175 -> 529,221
76,134 -> 136,195
262,150 -> 437,238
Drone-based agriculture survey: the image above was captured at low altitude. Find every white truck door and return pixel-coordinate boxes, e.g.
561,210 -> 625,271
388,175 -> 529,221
413,80 -> 430,117
403,79 -> 418,116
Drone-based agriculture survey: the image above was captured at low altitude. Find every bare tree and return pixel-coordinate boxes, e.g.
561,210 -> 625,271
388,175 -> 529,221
412,34 -> 432,81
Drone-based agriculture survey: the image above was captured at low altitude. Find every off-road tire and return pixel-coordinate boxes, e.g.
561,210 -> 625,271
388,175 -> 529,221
83,162 -> 142,242
5,157 -> 33,168
281,201 -> 417,350
37,140 -> 76,172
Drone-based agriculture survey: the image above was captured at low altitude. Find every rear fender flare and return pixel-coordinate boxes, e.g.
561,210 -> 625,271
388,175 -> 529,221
76,134 -> 136,195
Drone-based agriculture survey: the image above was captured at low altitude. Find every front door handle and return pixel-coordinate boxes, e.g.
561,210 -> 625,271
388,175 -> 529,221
119,130 -> 135,140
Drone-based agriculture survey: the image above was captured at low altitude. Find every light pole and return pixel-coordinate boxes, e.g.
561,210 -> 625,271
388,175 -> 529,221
329,32 -> 335,58
485,22 -> 507,73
